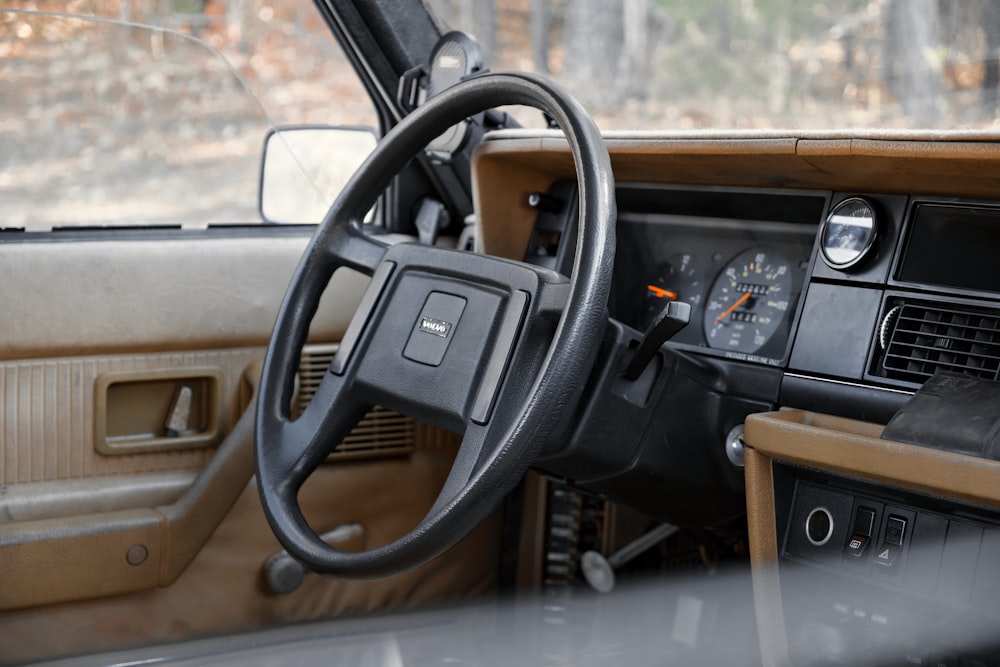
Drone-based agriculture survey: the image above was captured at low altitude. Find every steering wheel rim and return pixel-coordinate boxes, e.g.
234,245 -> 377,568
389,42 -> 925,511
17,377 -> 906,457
255,71 -> 615,578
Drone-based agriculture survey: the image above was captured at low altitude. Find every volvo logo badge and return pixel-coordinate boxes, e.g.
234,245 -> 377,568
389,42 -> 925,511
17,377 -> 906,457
418,317 -> 452,338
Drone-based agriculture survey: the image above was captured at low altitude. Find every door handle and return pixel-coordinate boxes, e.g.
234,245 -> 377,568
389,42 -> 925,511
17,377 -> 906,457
94,367 -> 223,455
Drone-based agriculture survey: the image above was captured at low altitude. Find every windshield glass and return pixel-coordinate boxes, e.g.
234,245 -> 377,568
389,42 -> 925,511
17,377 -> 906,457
425,0 -> 1000,132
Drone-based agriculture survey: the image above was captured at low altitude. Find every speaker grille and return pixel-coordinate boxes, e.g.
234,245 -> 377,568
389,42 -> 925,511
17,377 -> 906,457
294,344 -> 415,461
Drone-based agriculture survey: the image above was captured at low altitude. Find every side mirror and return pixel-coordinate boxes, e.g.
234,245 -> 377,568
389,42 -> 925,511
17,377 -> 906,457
258,125 -> 377,224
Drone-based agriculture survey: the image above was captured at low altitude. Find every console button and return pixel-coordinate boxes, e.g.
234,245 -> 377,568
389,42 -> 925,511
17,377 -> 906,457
874,543 -> 901,568
854,507 -> 877,536
886,515 -> 908,547
845,506 -> 877,557
845,534 -> 869,557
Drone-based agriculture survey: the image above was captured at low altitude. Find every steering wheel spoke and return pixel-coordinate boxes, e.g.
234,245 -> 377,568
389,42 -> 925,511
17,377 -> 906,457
427,422 -> 490,517
289,372 -> 370,479
259,370 -> 370,492
322,217 -> 389,276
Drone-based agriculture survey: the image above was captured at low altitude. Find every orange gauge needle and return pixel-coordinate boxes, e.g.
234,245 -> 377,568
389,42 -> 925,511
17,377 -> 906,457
647,285 -> 678,300
715,291 -> 751,324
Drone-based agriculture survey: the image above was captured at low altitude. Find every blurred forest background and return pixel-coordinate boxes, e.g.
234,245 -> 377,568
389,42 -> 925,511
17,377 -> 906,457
3,0 -> 1000,229
428,0 -> 1000,129
1,0 -> 374,228
6,0 -> 1000,130
1,0 -> 375,127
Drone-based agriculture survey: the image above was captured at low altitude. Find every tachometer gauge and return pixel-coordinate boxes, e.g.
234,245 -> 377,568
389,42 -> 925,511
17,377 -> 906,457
644,252 -> 703,328
703,247 -> 792,354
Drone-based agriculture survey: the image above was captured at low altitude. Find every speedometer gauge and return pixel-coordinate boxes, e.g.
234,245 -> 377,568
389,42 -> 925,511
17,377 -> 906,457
703,247 -> 792,354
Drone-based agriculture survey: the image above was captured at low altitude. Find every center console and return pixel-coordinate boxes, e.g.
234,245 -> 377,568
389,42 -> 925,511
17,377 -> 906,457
744,410 -> 1000,667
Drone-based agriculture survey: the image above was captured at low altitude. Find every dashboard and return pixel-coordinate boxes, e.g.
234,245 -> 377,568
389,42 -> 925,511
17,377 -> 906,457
472,131 -> 1000,666
473,131 -> 1000,517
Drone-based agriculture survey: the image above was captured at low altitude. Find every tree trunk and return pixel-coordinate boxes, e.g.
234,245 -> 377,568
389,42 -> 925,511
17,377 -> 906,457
982,0 -> 1000,117
531,0 -> 550,74
462,0 -> 496,65
565,0 -> 624,110
768,3 -> 791,116
884,0 -> 943,125
622,0 -> 649,99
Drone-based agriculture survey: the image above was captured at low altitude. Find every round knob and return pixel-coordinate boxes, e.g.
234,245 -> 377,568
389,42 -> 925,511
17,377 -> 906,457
580,551 -> 616,593
805,506 -> 834,546
264,551 -> 306,595
725,425 -> 746,468
879,304 -> 902,351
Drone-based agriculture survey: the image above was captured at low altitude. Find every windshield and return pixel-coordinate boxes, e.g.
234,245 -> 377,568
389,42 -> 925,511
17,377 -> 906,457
426,0 -> 1000,132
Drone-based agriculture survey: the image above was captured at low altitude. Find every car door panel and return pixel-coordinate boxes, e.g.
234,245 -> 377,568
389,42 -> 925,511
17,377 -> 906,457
0,444 -> 502,664
0,234 -> 503,664
0,234 -> 369,359
0,365 -> 258,610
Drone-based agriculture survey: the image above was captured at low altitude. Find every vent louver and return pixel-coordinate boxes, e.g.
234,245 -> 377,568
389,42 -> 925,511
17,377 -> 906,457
880,302 -> 1000,384
294,344 -> 415,461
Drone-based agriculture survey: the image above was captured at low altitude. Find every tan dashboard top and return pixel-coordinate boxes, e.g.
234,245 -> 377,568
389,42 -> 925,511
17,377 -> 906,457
472,130 -> 1000,259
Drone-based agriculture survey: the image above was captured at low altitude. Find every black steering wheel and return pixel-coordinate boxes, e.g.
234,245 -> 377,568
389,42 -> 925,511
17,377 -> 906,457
255,71 -> 615,578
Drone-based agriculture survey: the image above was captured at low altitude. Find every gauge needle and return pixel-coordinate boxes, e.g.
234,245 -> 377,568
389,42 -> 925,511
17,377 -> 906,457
647,285 -> 677,300
715,291 -> 751,324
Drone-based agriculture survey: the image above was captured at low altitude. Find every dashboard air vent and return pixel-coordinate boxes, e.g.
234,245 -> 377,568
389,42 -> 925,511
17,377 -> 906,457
294,344 -> 415,460
880,302 -> 1000,384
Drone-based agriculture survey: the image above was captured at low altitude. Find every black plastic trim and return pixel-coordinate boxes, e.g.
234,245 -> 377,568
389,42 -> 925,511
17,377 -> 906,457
889,198 -> 1000,304
0,224 -> 324,245
781,372 -> 912,425
471,290 -> 529,424
330,261 -> 396,375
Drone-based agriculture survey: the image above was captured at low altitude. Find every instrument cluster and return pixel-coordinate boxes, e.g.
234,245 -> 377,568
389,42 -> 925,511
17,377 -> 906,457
612,199 -> 819,366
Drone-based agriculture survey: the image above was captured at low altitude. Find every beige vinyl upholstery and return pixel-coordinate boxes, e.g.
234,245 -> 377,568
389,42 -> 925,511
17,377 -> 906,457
0,231 -> 505,664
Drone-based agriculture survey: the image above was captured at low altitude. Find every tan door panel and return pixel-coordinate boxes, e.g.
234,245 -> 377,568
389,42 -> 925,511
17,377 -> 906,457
0,234 -> 381,360
0,349 -> 260,485
0,362 -> 261,610
0,233 -> 424,485
0,431 -> 502,664
0,232 -> 503,662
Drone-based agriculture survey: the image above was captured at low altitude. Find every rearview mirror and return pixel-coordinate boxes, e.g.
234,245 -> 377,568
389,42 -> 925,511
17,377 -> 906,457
258,125 -> 377,224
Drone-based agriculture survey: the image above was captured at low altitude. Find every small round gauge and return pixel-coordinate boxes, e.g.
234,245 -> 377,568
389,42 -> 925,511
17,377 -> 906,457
703,247 -> 793,354
821,197 -> 878,270
643,252 -> 703,327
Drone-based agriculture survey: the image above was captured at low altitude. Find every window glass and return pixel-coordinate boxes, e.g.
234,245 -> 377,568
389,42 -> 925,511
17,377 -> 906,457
426,0 -> 1000,133
0,2 -> 376,230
